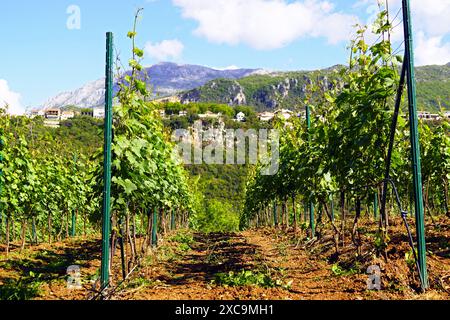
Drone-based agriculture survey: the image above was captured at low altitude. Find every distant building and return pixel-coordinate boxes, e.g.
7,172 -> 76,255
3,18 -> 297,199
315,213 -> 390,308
81,109 -> 94,117
61,111 -> 75,120
236,112 -> 246,122
179,110 -> 188,117
45,108 -> 61,119
418,111 -> 441,121
29,109 -> 45,118
198,111 -> 222,119
93,108 -> 105,119
274,109 -> 293,120
258,112 -> 274,122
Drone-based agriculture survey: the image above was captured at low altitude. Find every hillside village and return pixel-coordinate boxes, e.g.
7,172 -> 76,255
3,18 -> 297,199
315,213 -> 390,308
29,104 -> 450,128
28,105 -> 296,127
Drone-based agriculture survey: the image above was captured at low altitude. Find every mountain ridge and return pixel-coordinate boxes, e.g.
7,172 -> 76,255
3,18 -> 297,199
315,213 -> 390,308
39,62 -> 261,110
39,61 -> 450,112
178,63 -> 450,112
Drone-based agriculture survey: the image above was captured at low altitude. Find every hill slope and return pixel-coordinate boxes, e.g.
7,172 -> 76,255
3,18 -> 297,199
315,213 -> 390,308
179,64 -> 450,112
40,62 -> 450,112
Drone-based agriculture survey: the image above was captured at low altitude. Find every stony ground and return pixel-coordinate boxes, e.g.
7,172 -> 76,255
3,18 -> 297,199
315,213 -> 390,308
1,217 -> 449,300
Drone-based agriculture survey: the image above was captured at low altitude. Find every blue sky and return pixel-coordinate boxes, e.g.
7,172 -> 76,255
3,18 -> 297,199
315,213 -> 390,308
1,0 -> 450,114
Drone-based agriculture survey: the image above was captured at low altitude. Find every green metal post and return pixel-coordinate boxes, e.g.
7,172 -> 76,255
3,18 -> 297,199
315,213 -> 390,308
374,192 -> 378,219
100,32 -> 114,291
409,192 -> 414,217
170,208 -> 175,230
303,202 -> 307,222
309,202 -> 315,237
32,218 -> 37,244
402,0 -> 428,289
330,194 -> 334,222
71,153 -> 78,237
152,207 -> 158,247
306,105 -> 315,237
71,211 -> 76,237
0,129 -> 4,240
273,201 -> 278,226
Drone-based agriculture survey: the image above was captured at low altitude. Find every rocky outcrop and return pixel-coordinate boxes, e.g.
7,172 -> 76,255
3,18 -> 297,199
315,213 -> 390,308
180,88 -> 202,104
252,78 -> 302,109
228,82 -> 247,105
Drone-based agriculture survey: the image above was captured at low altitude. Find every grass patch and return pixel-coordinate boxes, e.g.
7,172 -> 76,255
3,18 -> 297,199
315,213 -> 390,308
126,277 -> 155,289
330,263 -> 360,277
0,271 -> 43,300
212,269 -> 292,289
170,230 -> 194,253
170,230 -> 194,246
158,246 -> 178,262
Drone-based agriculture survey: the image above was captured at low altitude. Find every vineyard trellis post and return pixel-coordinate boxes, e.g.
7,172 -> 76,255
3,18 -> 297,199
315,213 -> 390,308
330,194 -> 335,222
151,207 -> 158,247
100,31 -> 114,291
306,105 -> 315,237
273,201 -> 278,226
170,208 -> 175,230
71,152 -> 77,237
0,129 -> 4,241
401,0 -> 428,289
374,192 -> 378,219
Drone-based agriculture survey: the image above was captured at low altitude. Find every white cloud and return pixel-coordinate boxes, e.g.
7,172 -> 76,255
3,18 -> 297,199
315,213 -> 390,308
415,32 -> 450,66
212,65 -> 241,70
409,0 -> 450,65
0,79 -> 24,115
359,0 -> 450,65
145,39 -> 184,61
172,0 -> 359,50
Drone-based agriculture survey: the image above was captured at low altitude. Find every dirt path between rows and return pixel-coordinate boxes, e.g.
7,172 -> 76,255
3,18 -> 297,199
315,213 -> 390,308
118,227 -> 447,300
1,223 -> 449,300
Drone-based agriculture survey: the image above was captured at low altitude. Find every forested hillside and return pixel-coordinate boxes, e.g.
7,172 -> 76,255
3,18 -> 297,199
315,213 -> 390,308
179,64 -> 450,112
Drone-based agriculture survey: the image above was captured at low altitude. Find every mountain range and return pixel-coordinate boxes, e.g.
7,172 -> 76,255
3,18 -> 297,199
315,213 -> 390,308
40,62 -> 261,110
39,62 -> 450,112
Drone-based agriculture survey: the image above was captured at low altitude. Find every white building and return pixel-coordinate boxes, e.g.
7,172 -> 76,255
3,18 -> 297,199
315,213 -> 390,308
61,111 -> 75,120
258,112 -> 274,122
198,111 -> 222,119
236,112 -> 246,122
29,109 -> 45,118
45,108 -> 61,119
93,107 -> 105,119
274,109 -> 293,120
418,111 -> 441,121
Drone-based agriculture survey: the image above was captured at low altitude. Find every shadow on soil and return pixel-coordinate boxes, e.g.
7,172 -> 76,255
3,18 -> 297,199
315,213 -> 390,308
0,239 -> 100,300
157,232 -> 259,286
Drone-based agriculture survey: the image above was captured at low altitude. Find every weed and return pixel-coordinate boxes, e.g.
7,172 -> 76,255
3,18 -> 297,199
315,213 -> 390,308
212,269 -> 292,289
405,249 -> 417,269
276,242 -> 288,257
157,245 -> 178,262
177,243 -> 191,252
170,230 -> 194,246
374,231 -> 390,253
0,271 -> 43,300
126,277 -> 154,289
331,263 -> 359,276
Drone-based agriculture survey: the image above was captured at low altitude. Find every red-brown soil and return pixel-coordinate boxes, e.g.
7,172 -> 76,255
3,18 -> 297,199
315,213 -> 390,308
1,217 -> 449,300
